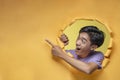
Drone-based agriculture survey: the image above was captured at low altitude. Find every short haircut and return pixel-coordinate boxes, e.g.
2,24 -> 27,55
79,26 -> 105,47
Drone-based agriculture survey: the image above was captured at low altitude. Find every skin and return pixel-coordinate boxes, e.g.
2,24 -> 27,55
59,34 -> 69,46
45,32 -> 99,74
75,32 -> 97,58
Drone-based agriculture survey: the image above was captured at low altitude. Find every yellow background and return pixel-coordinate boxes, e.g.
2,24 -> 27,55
0,0 -> 119,80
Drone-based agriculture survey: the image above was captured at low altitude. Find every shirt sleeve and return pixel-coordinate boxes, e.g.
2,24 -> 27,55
65,50 -> 74,55
88,52 -> 104,69
65,50 -> 76,58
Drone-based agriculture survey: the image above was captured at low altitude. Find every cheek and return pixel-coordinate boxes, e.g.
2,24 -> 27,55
83,44 -> 91,50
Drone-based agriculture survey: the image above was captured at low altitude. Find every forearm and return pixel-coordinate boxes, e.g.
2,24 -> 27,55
59,53 -> 95,74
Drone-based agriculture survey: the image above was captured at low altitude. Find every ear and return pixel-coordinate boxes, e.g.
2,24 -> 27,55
91,45 -> 98,50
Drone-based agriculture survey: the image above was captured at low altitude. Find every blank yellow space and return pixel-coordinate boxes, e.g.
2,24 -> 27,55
0,0 -> 119,80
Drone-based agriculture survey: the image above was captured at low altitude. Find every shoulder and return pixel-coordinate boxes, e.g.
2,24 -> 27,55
87,51 -> 104,61
93,51 -> 104,58
89,51 -> 104,61
88,51 -> 104,69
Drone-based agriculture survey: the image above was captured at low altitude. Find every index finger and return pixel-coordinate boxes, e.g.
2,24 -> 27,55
45,39 -> 55,47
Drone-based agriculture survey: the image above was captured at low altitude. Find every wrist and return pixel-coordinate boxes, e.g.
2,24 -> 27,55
59,52 -> 68,59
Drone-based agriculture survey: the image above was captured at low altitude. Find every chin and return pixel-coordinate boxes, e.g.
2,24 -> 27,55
76,51 -> 82,56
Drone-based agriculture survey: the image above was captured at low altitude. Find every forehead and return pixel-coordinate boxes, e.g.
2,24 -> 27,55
78,32 -> 90,41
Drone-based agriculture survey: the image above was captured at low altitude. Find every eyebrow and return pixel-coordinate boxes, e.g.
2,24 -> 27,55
81,37 -> 88,42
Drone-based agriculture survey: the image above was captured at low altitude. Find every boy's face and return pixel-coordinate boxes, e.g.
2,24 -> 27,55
75,32 -> 94,57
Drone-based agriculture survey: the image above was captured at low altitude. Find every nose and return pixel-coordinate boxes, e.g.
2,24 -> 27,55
76,39 -> 81,46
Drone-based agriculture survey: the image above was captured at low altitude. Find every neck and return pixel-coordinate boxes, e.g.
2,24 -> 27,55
78,50 -> 93,58
79,53 -> 89,58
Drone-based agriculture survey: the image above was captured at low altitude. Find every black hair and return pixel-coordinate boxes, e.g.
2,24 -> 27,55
79,26 -> 105,47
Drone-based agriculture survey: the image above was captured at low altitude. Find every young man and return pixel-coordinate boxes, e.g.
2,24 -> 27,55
45,26 -> 105,74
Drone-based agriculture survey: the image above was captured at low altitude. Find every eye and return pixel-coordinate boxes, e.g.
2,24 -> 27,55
82,39 -> 86,44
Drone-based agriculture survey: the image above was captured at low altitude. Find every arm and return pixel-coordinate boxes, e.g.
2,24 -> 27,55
60,53 -> 98,74
45,39 -> 98,74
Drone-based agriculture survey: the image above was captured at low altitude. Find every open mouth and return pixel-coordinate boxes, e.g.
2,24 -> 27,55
76,47 -> 81,50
